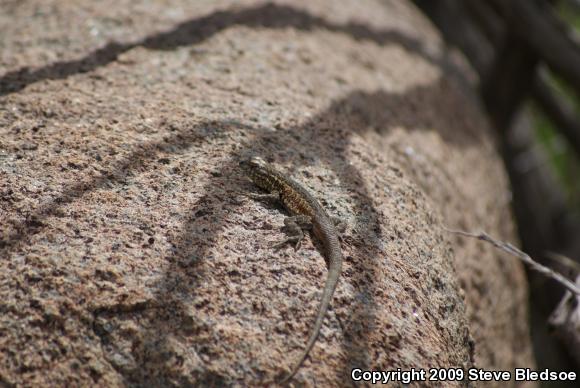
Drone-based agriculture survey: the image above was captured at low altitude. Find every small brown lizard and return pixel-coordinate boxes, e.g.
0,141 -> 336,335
240,156 -> 343,383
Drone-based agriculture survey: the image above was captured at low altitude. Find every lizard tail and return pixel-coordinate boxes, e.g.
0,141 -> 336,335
279,254 -> 342,384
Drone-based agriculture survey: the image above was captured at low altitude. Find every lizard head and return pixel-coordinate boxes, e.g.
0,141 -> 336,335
240,156 -> 268,170
239,156 -> 276,189
240,156 -> 268,173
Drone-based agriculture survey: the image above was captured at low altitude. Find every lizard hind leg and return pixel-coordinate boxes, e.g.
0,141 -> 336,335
331,216 -> 346,233
272,215 -> 312,251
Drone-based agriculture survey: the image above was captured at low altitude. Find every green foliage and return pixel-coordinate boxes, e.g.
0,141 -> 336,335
530,0 -> 580,207
555,1 -> 580,30
531,101 -> 580,209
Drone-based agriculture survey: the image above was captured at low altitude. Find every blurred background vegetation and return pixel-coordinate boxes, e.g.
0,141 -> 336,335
534,0 -> 580,206
413,0 -> 580,385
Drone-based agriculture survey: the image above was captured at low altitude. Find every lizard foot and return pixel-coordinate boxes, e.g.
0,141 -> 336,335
331,216 -> 347,242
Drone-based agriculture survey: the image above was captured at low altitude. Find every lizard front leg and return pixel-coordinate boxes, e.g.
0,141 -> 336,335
246,190 -> 281,203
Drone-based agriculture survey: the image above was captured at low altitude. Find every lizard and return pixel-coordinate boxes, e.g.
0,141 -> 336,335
239,156 -> 343,383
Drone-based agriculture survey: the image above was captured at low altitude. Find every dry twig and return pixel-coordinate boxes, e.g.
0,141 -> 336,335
444,227 -> 580,295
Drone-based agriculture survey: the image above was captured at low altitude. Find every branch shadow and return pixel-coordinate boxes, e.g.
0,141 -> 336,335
0,120 -> 262,254
1,3 -> 444,96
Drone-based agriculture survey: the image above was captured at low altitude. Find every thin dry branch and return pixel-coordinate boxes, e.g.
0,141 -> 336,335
444,227 -> 580,295
545,252 -> 580,277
